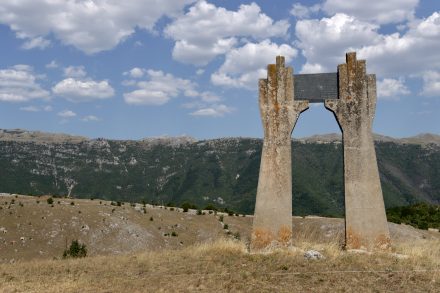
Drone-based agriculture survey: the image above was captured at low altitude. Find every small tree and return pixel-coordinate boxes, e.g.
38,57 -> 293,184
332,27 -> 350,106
47,197 -> 54,205
63,240 -> 87,258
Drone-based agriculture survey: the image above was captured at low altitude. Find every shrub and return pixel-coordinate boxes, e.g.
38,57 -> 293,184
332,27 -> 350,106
70,201 -> 75,206
171,231 -> 178,237
63,240 -> 87,258
181,202 -> 197,212
219,215 -> 224,222
223,224 -> 229,230
117,201 -> 122,207
150,216 -> 154,221
204,204 -> 217,211
47,197 -> 54,205
196,209 -> 203,215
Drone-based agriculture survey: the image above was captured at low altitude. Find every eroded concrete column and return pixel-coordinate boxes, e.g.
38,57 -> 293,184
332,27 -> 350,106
325,52 -> 391,251
251,56 -> 308,251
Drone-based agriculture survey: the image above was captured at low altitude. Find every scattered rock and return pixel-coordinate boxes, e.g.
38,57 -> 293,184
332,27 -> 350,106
346,249 -> 372,255
391,253 -> 409,259
304,250 -> 325,260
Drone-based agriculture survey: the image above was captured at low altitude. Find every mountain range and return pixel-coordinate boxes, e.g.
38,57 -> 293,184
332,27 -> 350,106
1,129 -> 439,216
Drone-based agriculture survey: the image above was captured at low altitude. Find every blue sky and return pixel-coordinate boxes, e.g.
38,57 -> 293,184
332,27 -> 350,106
0,0 -> 439,140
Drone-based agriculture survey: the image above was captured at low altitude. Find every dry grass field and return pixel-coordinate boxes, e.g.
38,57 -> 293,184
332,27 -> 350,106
0,194 -> 439,292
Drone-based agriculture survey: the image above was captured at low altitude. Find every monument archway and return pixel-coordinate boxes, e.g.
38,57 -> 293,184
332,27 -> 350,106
251,52 -> 391,252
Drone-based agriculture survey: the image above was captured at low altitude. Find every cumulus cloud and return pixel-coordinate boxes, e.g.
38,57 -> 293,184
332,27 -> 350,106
123,68 -> 231,117
21,36 -> 50,50
295,11 -> 440,81
57,110 -> 76,118
123,68 -> 145,79
190,104 -> 234,117
211,40 -> 297,89
123,69 -> 198,105
165,1 -> 289,65
290,3 -> 321,19
81,115 -> 100,122
357,12 -> 440,77
0,0 -> 195,54
0,65 -> 50,102
295,13 -> 380,73
63,66 -> 87,78
322,0 -> 418,24
421,71 -> 440,97
52,78 -> 114,102
377,78 -> 410,100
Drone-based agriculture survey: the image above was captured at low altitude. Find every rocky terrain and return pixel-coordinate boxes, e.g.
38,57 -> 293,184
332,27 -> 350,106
1,194 -> 438,264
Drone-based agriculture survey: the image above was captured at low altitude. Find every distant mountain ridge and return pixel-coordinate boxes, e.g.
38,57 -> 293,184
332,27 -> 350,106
0,128 -> 439,216
2,128 -> 440,146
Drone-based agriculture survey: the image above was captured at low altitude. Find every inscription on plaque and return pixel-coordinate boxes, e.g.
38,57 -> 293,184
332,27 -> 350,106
294,73 -> 338,102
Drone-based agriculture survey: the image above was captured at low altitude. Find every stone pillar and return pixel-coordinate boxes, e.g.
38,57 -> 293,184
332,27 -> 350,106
251,56 -> 308,250
325,52 -> 391,250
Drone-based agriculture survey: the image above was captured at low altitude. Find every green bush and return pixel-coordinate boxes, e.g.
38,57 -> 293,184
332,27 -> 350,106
386,203 -> 440,230
47,197 -> 53,205
63,240 -> 87,258
181,202 -> 197,212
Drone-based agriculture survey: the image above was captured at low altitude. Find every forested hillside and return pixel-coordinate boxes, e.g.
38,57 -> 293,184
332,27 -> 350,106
1,129 -> 439,216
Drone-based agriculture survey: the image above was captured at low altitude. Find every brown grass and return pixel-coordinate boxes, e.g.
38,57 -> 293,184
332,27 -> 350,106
1,237 -> 439,293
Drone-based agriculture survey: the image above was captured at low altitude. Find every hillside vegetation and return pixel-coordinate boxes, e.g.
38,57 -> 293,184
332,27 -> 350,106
1,129 -> 439,216
387,203 -> 440,230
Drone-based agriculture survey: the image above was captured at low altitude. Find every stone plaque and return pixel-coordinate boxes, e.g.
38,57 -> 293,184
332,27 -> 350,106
294,73 -> 338,102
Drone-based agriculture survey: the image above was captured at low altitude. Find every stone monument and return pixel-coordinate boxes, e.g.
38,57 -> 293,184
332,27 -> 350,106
251,52 -> 391,251
251,56 -> 308,250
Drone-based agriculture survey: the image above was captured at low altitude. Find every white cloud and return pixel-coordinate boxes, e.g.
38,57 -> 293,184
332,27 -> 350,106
290,3 -> 321,19
295,13 -> 380,73
52,78 -> 114,102
211,40 -> 297,89
0,65 -> 50,102
165,1 -> 289,65
322,0 -> 418,24
123,67 -> 145,79
21,36 -> 50,50
123,69 -> 198,105
19,105 -> 40,112
57,110 -> 76,118
63,66 -> 87,78
421,71 -> 440,97
0,0 -> 195,54
377,78 -> 410,100
190,104 -> 234,117
81,115 -> 100,122
129,68 -> 144,78
20,105 -> 52,112
357,12 -> 440,77
295,11 -> 440,80
45,60 -> 59,69
123,68 -> 231,116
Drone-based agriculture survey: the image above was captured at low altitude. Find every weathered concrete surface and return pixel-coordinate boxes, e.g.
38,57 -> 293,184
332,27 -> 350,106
325,52 -> 391,251
251,56 -> 308,250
